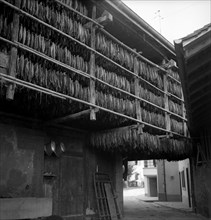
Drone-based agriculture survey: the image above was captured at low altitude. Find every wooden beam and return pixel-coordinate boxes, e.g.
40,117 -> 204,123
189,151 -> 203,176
163,70 -> 171,134
134,55 -> 143,134
181,92 -> 187,137
95,124 -> 139,134
84,10 -> 113,28
89,6 -> 97,120
174,40 -> 193,129
6,0 -> 21,100
162,59 -> 178,72
47,108 -> 99,124
157,133 -> 173,139
96,10 -> 113,25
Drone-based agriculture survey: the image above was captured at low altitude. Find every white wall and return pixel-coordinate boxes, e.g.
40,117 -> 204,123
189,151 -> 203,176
144,176 -> 149,196
166,161 -> 181,197
143,167 -> 157,176
157,160 -> 181,201
178,159 -> 191,207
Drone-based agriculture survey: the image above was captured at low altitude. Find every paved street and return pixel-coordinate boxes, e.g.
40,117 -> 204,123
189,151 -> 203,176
123,188 -> 207,220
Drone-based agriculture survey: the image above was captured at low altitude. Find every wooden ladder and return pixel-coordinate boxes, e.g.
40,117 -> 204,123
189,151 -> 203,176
94,172 -> 122,220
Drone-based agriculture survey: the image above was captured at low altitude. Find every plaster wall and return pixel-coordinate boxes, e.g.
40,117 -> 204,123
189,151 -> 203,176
157,160 -> 181,201
178,159 -> 191,207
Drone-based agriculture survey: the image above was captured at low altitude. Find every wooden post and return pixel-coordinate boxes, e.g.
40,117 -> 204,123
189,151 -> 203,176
181,92 -> 187,137
89,6 -> 97,120
134,56 -> 143,133
163,73 -> 171,134
6,0 -> 21,100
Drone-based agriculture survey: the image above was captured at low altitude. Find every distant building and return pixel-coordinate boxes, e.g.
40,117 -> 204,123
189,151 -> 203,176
130,159 -> 190,203
127,160 -> 144,187
143,160 -> 158,197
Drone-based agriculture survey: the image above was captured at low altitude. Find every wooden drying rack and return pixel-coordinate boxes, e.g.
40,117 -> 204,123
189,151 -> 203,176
0,0 -> 187,138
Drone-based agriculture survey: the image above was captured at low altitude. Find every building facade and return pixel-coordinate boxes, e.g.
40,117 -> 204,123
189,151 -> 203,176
0,0 -> 190,219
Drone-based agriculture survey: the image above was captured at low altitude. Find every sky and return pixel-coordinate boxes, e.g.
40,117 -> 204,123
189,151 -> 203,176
122,0 -> 211,44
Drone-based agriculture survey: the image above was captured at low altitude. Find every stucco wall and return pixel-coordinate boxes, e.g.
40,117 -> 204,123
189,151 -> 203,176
178,159 -> 191,207
157,160 -> 181,201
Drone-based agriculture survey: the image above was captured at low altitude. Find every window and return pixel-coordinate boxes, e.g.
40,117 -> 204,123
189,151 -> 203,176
144,160 -> 156,168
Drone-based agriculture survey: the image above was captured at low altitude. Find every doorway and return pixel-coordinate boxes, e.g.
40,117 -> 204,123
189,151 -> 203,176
149,177 -> 158,197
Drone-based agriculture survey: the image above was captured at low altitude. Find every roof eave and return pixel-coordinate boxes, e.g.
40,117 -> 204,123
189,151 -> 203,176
104,0 -> 176,58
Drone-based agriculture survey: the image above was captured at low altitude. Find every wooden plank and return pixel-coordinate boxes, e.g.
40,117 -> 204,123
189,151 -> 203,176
94,173 -> 122,220
60,156 -> 84,216
6,0 -> 21,100
104,183 -> 118,220
0,198 -> 52,219
89,6 -> 97,120
47,108 -> 99,124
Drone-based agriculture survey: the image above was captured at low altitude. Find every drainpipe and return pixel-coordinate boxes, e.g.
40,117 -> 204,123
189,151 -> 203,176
163,160 -> 167,201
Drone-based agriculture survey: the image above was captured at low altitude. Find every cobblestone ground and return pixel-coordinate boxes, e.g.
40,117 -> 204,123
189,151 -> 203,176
123,188 -> 206,220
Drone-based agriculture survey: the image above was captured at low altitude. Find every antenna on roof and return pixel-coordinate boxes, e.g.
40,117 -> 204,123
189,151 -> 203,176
154,10 -> 163,34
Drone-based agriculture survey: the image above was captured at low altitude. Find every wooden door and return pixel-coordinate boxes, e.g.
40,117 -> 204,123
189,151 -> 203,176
60,155 -> 84,218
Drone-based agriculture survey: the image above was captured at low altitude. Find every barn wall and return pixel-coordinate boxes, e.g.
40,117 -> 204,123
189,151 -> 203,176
0,120 -> 123,219
0,122 -> 44,198
0,120 -> 87,219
